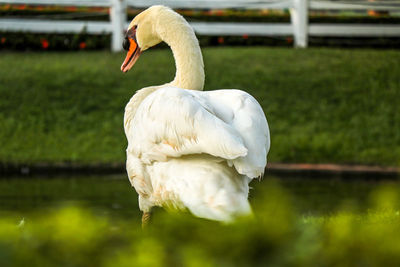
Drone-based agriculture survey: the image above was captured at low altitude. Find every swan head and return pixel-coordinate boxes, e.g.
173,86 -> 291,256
121,5 -> 173,73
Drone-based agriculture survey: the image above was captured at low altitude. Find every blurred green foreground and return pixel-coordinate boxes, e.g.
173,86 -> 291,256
1,177 -> 400,266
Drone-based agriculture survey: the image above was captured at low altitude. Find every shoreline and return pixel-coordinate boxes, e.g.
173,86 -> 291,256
1,162 -> 398,179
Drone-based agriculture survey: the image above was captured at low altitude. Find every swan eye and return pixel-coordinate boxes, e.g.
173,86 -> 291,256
122,37 -> 130,51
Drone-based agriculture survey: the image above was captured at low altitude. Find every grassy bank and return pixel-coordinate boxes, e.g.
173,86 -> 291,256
0,48 -> 399,166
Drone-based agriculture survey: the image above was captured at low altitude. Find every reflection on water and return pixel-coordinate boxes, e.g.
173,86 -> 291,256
0,174 -> 398,219
0,175 -> 139,219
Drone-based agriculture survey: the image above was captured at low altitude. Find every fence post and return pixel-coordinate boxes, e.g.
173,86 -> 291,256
290,0 -> 308,48
110,0 -> 127,52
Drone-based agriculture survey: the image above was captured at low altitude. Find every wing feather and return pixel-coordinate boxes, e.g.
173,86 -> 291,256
203,90 -> 270,178
125,87 -> 248,163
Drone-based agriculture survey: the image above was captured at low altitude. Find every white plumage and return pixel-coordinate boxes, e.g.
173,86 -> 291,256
121,6 -> 270,223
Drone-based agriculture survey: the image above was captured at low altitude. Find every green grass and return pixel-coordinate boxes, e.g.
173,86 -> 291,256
1,179 -> 400,266
0,47 -> 399,165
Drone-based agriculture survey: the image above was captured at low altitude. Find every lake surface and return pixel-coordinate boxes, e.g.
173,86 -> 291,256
0,174 -> 399,220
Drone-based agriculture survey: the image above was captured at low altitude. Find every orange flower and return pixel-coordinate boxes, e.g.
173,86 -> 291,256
66,6 -> 77,12
1,37 -> 6,44
218,37 -> 224,44
242,34 -> 249,40
17,4 -> 27,10
216,10 -> 224,16
41,39 -> 49,49
286,37 -> 293,44
79,42 -> 87,49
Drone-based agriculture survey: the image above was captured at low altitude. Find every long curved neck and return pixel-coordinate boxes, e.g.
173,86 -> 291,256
157,16 -> 205,91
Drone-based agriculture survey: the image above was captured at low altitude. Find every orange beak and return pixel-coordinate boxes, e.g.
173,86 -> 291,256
121,37 -> 141,73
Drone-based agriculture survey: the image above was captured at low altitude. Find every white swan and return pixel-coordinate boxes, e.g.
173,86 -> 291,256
121,6 -> 270,224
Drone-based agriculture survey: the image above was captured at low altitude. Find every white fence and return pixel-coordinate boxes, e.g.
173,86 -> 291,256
0,0 -> 399,51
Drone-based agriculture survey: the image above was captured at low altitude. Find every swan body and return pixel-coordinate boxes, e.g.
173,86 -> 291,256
122,6 -> 270,222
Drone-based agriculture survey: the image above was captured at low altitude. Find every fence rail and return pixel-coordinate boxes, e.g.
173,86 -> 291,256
3,0 -> 400,10
126,0 -> 294,9
0,0 -> 110,7
0,0 -> 399,50
310,0 -> 400,11
309,24 -> 400,37
0,19 -> 111,34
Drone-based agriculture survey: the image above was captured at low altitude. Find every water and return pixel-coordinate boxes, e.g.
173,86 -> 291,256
0,174 -> 398,219
0,175 -> 140,220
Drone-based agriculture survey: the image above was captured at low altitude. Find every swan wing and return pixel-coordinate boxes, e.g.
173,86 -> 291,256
203,90 -> 270,178
125,87 -> 248,163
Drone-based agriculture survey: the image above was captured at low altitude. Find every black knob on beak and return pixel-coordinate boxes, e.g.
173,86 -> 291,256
123,37 -> 130,51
